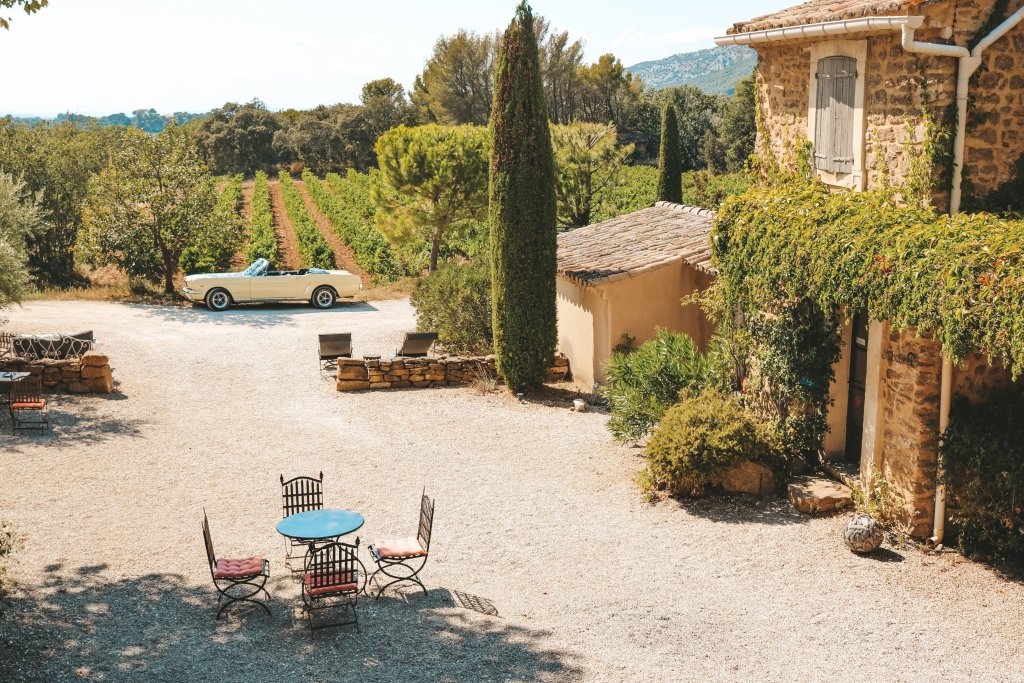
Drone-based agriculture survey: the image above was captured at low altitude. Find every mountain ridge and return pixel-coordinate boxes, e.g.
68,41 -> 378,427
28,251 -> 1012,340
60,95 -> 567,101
628,45 -> 757,94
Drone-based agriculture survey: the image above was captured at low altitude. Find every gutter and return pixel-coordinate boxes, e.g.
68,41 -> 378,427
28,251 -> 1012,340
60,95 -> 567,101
714,16 -> 923,46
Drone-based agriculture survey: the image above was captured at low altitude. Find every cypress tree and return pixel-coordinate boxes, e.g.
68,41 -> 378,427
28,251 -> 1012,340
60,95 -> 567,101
657,105 -> 683,204
489,1 -> 558,391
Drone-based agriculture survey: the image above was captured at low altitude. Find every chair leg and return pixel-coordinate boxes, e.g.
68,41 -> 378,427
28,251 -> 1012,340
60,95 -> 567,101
214,576 -> 271,620
368,558 -> 428,599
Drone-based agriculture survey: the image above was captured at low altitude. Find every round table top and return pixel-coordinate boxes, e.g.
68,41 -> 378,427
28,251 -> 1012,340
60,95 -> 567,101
276,509 -> 364,541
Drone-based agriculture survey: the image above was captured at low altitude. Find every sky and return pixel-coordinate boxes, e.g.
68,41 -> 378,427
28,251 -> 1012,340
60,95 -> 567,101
0,0 -> 792,117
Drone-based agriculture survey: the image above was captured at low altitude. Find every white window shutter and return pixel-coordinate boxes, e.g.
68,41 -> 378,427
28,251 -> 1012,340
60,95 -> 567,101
814,56 -> 857,174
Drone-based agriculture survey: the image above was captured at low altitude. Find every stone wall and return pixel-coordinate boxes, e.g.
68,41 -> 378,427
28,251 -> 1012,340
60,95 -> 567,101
336,354 -> 570,392
952,352 -> 1021,403
0,350 -> 114,394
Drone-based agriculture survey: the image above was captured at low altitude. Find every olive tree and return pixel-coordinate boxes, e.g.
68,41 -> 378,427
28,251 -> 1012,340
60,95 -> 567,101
0,171 -> 45,312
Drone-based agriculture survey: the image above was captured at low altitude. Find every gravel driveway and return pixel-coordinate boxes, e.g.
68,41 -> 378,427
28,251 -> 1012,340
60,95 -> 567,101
1,300 -> 1022,682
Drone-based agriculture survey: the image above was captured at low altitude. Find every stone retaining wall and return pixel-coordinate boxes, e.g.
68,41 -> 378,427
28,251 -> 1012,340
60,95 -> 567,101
336,354 -> 570,392
0,350 -> 114,394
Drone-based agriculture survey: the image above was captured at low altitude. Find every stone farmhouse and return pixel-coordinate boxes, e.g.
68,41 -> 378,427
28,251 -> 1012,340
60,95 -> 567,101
716,0 -> 1024,538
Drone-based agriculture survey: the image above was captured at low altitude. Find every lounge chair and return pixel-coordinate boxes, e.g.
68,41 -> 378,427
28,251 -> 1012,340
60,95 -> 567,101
318,333 -> 352,373
395,332 -> 438,359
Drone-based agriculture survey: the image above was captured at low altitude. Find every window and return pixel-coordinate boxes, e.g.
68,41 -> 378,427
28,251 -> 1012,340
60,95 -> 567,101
813,56 -> 857,174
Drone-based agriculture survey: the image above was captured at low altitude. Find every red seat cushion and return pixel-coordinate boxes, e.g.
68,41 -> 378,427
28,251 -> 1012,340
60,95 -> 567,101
373,537 -> 427,559
214,556 -> 264,579
11,399 -> 45,410
303,570 -> 357,597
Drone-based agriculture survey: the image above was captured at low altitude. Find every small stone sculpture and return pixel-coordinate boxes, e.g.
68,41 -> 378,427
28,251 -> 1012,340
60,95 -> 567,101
844,513 -> 884,553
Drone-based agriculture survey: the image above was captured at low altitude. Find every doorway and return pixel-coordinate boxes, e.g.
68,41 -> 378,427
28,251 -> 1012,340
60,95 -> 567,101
844,311 -> 869,460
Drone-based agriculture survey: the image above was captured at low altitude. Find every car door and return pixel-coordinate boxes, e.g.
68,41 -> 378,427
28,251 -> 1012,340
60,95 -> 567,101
249,271 -> 287,300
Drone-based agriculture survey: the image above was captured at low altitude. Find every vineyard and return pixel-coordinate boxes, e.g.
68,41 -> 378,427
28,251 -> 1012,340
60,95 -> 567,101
246,171 -> 278,267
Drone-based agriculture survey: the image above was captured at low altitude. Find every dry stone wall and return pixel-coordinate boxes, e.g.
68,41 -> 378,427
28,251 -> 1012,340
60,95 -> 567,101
0,350 -> 114,394
336,354 -> 570,392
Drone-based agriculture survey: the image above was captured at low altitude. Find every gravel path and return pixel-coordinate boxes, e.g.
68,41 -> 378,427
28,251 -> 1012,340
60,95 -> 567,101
1,301 -> 1023,682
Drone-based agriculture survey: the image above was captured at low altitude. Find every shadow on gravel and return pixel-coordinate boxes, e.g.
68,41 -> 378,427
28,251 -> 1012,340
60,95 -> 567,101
0,401 -> 145,450
671,494 -> 811,526
126,301 -> 380,330
0,564 -> 581,682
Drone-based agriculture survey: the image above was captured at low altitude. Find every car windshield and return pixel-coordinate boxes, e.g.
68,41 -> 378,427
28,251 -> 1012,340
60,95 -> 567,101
243,258 -> 269,277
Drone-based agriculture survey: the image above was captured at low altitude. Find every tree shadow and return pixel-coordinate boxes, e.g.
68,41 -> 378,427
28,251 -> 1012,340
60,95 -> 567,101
669,493 -> 811,527
125,301 -> 381,330
0,563 -> 582,682
0,400 -> 145,450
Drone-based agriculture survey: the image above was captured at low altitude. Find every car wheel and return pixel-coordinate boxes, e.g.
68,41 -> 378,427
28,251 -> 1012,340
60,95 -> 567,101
206,288 -> 231,312
311,286 -> 336,310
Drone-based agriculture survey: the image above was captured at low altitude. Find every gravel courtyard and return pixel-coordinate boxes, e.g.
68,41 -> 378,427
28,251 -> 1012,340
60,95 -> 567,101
1,300 -> 1023,682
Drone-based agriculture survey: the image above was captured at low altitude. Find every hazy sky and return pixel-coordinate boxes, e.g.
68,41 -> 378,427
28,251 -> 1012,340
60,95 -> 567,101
0,0 -> 791,116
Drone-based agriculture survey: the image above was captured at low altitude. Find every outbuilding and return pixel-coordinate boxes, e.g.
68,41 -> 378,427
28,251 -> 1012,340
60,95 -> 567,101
555,201 -> 716,392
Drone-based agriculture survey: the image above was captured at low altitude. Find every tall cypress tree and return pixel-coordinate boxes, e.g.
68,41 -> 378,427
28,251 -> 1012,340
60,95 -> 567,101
489,1 -> 557,391
657,104 -> 683,204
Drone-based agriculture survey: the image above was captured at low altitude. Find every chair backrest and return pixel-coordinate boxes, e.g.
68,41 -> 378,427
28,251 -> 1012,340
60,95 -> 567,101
11,376 -> 42,404
0,331 -> 13,357
280,472 -> 324,518
319,333 -> 352,360
305,539 -> 361,593
397,332 -> 438,358
417,491 -> 435,552
201,510 -> 217,573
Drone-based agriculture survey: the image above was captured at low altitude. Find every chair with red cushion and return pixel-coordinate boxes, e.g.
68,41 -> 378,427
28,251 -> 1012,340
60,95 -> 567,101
10,376 -> 47,434
368,490 -> 435,599
280,471 -> 325,569
300,539 -> 364,631
202,509 -> 270,620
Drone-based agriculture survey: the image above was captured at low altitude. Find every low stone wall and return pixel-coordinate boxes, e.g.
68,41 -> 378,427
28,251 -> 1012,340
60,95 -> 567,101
0,350 -> 114,394
336,354 -> 570,392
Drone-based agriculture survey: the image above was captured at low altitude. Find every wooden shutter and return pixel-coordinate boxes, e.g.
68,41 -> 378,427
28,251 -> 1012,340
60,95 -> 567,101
814,56 -> 857,174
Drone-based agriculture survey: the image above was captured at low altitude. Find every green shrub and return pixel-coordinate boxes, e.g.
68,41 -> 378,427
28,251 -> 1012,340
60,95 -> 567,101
682,170 -> 751,208
601,329 -> 709,443
643,391 -> 780,495
941,393 -> 1024,563
246,170 -> 278,267
0,520 -> 21,604
410,260 -> 492,355
278,171 -> 335,269
592,165 -> 657,223
181,173 -> 245,274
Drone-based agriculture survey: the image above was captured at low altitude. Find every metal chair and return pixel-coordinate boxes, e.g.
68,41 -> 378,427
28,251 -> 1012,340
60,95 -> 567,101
10,376 -> 47,434
368,491 -> 435,599
318,333 -> 352,373
300,539 -> 364,631
0,331 -> 13,358
395,332 -> 438,358
280,472 -> 325,568
202,510 -> 270,620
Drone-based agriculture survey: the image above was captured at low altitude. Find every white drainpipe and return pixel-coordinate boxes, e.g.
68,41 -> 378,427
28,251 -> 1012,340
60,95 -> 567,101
718,9 -> 1024,544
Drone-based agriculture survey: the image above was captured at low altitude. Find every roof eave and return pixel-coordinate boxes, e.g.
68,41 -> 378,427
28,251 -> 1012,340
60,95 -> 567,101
715,14 -> 924,46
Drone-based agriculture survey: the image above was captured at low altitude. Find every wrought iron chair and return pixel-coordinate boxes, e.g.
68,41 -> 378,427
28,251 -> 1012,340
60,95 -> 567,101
300,539 -> 364,631
202,510 -> 270,620
318,333 -> 352,373
10,376 -> 47,434
280,472 -> 325,568
368,490 -> 435,599
394,332 -> 438,358
0,331 -> 13,358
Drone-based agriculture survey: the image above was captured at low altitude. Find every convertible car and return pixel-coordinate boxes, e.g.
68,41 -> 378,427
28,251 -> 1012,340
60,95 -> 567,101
182,258 -> 361,311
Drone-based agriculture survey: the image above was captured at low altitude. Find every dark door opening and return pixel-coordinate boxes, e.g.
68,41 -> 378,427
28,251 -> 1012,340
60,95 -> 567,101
845,311 -> 869,461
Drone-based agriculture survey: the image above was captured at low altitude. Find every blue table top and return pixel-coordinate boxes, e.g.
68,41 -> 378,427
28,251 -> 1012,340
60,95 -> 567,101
276,509 -> 364,541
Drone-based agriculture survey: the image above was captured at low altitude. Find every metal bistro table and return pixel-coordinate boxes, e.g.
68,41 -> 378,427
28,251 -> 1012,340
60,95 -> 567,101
0,371 -> 30,405
277,509 -> 365,558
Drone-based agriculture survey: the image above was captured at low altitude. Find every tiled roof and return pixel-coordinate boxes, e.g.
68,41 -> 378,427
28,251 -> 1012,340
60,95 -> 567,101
728,0 -> 944,34
557,202 -> 715,286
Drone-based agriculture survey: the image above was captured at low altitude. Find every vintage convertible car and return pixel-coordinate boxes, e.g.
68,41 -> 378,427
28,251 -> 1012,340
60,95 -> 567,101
181,258 -> 361,311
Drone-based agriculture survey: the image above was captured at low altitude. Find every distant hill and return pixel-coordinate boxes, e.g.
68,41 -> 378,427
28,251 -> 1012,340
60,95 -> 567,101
4,109 -> 207,132
628,45 -> 757,94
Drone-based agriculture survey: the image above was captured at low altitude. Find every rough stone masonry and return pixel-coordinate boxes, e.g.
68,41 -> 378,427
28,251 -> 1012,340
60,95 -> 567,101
336,354 -> 571,391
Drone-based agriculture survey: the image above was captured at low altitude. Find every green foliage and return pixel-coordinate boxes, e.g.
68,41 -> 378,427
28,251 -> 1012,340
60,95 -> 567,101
714,75 -> 757,174
181,174 -> 245,274
413,30 -> 498,125
0,0 -> 46,30
552,122 -> 633,227
656,105 -> 682,204
0,519 -> 22,603
941,393 -> 1024,562
592,165 -> 658,222
277,171 -> 336,269
682,171 -> 751,208
0,171 -> 45,312
713,176 -> 1024,377
601,329 -> 710,444
489,1 -> 558,391
192,100 -> 280,176
642,390 -> 780,494
78,126 -> 219,294
410,259 -> 492,355
246,171 -> 278,267
372,124 -> 489,271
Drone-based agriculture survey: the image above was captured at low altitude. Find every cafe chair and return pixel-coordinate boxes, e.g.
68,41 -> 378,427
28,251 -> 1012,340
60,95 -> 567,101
10,376 -> 48,434
202,510 -> 270,620
300,539 -> 364,631
368,490 -> 435,599
280,472 -> 325,568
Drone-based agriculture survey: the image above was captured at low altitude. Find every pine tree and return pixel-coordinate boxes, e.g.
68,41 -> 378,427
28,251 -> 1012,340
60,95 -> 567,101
656,105 -> 682,204
489,1 -> 558,391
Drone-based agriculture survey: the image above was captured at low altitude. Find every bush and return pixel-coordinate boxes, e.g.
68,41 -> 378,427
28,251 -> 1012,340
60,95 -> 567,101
601,329 -> 709,443
246,170 -> 278,267
0,520 -> 21,604
410,260 -> 492,355
643,391 -> 780,495
941,393 -> 1024,563
682,170 -> 751,208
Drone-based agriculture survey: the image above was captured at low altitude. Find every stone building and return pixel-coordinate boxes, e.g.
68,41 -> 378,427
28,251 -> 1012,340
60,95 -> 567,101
555,202 -> 715,392
716,0 -> 1024,538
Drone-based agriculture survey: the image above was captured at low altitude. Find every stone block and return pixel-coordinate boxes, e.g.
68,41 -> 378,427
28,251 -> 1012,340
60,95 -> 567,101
337,366 -> 369,381
338,358 -> 365,367
370,382 -> 391,389
715,460 -> 775,496
412,381 -> 431,388
787,476 -> 853,514
81,365 -> 109,380
391,380 -> 411,388
85,375 -> 114,393
337,380 -> 370,392
67,381 -> 91,394
81,351 -> 108,367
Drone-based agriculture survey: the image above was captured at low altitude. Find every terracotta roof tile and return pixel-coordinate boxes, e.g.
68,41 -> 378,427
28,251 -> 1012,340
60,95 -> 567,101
728,0 -> 943,34
557,202 -> 715,286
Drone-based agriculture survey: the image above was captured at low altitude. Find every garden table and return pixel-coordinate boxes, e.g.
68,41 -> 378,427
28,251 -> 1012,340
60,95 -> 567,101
276,509 -> 364,550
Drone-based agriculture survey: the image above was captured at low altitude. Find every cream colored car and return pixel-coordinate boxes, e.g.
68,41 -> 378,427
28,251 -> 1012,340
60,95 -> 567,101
182,258 -> 361,311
